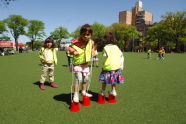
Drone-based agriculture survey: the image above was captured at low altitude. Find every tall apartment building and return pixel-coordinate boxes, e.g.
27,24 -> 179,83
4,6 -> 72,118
119,11 -> 132,24
119,0 -> 153,33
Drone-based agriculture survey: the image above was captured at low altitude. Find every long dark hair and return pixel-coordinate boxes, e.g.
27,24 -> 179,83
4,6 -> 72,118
43,37 -> 55,48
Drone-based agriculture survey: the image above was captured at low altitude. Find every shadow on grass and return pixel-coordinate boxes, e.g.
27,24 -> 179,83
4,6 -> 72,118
62,64 -> 69,67
38,64 -> 42,66
53,93 -> 71,105
53,93 -> 71,109
33,81 -> 51,86
88,90 -> 99,102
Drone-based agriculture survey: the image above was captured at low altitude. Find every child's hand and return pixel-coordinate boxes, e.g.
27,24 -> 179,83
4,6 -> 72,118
73,51 -> 79,56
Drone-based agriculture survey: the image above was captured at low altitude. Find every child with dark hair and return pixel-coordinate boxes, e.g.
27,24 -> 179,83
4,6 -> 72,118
98,32 -> 124,99
68,24 -> 96,103
39,37 -> 58,90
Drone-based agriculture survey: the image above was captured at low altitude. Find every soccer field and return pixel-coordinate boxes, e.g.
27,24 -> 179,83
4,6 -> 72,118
0,51 -> 186,124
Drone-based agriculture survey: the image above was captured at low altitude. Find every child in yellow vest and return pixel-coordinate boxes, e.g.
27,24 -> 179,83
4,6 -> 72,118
68,24 -> 96,103
39,37 -> 58,90
99,32 -> 124,98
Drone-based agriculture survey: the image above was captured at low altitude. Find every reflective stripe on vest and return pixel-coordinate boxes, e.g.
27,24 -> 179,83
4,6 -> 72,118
71,40 -> 92,65
103,45 -> 122,71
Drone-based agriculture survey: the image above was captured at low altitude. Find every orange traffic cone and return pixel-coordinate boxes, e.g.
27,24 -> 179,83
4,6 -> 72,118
97,94 -> 106,104
108,94 -> 117,103
70,100 -> 80,112
82,95 -> 91,106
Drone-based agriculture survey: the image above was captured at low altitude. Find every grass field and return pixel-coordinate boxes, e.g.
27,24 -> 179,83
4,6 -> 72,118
0,51 -> 186,124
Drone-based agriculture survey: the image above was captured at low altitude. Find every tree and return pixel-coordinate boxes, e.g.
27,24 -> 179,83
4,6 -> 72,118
0,20 -> 8,41
26,20 -> 45,50
145,23 -> 166,50
50,26 -> 70,49
145,10 -> 186,52
0,35 -> 10,41
91,23 -> 106,51
71,26 -> 81,39
33,40 -> 43,50
0,20 -> 6,34
161,11 -> 186,52
4,14 -> 27,51
91,22 -> 106,41
109,23 -> 139,51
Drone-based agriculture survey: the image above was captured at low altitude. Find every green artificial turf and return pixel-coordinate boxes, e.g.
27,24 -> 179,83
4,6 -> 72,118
0,51 -> 186,124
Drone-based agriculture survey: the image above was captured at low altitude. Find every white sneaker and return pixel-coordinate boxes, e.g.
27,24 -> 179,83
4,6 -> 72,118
110,90 -> 117,96
82,91 -> 92,97
73,94 -> 79,103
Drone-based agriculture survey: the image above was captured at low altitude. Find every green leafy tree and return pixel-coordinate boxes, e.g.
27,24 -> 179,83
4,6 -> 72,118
0,21 -> 6,34
146,10 -> 186,52
4,15 -> 27,51
91,23 -> 106,51
71,26 -> 81,39
161,11 -> 186,52
109,23 -> 139,51
144,34 -> 159,51
26,20 -> 45,50
0,35 -> 10,41
145,23 -> 165,50
91,22 -> 106,40
0,20 -> 8,41
50,26 -> 70,49
33,40 -> 43,50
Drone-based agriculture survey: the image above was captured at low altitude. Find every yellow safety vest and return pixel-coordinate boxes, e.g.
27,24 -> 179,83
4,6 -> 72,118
39,47 -> 57,65
103,44 -> 122,71
71,40 -> 92,65
66,50 -> 73,57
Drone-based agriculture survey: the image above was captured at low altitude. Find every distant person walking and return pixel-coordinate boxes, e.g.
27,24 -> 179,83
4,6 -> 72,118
39,37 -> 58,90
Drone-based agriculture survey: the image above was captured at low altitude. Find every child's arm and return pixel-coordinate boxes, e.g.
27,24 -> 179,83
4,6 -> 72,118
68,46 -> 79,56
38,48 -> 45,63
91,41 -> 96,57
53,48 -> 57,65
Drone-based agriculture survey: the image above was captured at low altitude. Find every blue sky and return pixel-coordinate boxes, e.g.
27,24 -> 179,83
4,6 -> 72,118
0,0 -> 185,43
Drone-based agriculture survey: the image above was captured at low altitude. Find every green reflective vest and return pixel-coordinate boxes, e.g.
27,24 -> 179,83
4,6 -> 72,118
71,40 -> 92,65
103,44 -> 122,71
39,47 -> 57,65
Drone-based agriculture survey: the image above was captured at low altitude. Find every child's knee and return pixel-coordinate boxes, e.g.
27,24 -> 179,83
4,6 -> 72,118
84,75 -> 90,83
74,76 -> 83,85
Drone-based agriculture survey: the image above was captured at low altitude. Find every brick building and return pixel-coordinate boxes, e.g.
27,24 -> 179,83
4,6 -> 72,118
119,0 -> 153,35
